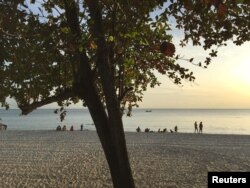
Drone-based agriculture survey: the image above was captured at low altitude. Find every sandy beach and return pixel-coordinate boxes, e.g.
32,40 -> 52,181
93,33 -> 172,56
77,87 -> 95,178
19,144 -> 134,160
0,131 -> 250,188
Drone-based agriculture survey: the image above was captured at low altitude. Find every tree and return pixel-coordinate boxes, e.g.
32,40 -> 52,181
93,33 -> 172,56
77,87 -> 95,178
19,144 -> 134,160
1,0 -> 249,187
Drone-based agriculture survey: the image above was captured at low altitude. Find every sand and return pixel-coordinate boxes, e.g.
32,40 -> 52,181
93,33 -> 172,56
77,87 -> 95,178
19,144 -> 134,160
0,131 -> 250,188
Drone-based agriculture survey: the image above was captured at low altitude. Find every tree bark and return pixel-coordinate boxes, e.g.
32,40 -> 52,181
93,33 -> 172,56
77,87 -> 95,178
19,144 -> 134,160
79,77 -> 135,188
85,1 -> 135,187
75,53 -> 135,188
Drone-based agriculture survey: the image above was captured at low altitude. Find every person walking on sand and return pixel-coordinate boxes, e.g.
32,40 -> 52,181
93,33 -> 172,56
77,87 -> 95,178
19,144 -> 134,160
199,121 -> 203,134
194,121 -> 198,133
136,126 -> 141,132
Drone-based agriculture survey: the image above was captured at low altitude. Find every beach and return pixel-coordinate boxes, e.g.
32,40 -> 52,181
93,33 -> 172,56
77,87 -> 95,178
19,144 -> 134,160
0,131 -> 250,188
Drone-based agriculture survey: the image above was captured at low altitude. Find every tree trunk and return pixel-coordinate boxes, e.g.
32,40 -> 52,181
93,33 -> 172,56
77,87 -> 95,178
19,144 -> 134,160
81,80 -> 135,188
76,51 -> 135,188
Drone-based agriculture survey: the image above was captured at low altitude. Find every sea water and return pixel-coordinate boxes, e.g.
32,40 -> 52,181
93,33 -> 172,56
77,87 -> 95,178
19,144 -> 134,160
0,109 -> 250,135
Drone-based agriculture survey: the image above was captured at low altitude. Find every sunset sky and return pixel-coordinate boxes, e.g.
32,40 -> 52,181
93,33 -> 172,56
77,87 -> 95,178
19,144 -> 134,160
140,41 -> 250,109
7,28 -> 250,110
134,5 -> 250,109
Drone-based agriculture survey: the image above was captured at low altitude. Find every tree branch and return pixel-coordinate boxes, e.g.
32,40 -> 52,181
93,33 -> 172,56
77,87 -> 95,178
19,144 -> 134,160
118,87 -> 133,103
18,89 -> 76,115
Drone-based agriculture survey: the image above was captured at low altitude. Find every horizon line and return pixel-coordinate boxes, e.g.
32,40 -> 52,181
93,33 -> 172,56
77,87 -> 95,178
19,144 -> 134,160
1,107 -> 250,110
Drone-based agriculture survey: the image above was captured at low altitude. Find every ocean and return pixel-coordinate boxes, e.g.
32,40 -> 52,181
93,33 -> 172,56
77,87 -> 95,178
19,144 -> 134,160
1,109 -> 250,135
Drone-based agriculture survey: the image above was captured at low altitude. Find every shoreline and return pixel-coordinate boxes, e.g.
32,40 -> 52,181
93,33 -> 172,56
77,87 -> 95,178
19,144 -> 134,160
2,129 -> 250,136
1,108 -> 250,135
0,131 -> 250,187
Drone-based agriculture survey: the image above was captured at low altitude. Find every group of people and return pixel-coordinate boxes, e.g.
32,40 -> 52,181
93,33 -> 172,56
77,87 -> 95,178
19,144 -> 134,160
136,126 -> 177,133
194,121 -> 203,133
136,122 -> 204,134
56,124 -> 84,131
56,122 -> 203,133
56,125 -> 74,131
169,126 -> 178,133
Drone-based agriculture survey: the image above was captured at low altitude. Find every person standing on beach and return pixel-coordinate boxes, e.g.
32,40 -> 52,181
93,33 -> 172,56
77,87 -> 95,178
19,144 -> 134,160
194,121 -> 198,133
56,125 -> 61,131
80,124 -> 83,131
199,122 -> 203,134
174,125 -> 178,133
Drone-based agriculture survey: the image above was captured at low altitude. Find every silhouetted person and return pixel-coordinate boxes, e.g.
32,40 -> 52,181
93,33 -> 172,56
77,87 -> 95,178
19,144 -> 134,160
194,121 -> 198,133
174,125 -> 178,133
145,128 -> 150,133
199,121 -> 203,134
162,128 -> 167,133
136,126 -> 141,132
158,128 -> 161,133
56,125 -> 61,131
70,125 -> 74,131
62,125 -> 67,131
80,124 -> 83,131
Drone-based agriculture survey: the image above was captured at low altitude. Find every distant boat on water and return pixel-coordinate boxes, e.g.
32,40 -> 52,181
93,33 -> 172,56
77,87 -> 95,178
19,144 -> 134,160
145,110 -> 152,112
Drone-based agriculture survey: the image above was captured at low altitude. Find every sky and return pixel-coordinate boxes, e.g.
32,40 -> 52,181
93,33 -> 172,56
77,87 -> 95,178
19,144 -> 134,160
137,2 -> 250,109
51,40 -> 250,109
135,2 -> 250,109
7,40 -> 250,110
140,41 -> 250,109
